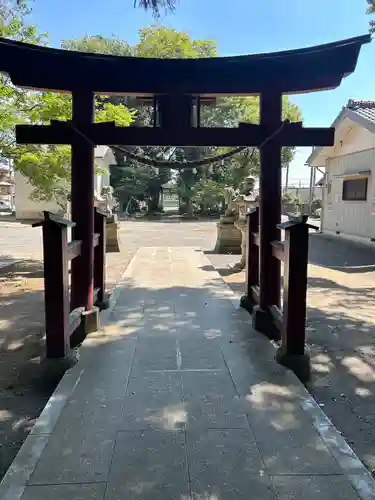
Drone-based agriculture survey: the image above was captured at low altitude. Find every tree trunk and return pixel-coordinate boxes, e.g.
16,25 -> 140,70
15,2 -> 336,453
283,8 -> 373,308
185,198 -> 193,218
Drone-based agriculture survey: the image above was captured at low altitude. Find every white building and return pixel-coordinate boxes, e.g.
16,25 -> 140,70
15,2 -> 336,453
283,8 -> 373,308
161,182 -> 179,212
307,100 -> 375,243
15,146 -> 116,220
0,163 -> 14,209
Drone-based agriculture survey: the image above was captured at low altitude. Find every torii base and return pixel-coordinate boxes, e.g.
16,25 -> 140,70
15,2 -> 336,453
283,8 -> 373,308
276,345 -> 311,383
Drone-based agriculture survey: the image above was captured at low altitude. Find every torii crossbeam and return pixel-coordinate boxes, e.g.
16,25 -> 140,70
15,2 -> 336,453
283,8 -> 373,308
0,34 -> 370,330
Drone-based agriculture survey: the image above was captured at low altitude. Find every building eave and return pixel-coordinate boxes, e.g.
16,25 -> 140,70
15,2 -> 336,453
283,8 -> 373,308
306,107 -> 375,166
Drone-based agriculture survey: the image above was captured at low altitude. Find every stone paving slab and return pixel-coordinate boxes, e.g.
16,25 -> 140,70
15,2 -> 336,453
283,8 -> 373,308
2,246 -> 375,499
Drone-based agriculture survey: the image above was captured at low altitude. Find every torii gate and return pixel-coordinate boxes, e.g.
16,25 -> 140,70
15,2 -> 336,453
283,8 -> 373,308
0,34 -> 370,366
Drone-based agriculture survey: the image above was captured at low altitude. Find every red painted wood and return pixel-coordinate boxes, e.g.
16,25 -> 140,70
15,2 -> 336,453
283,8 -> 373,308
251,285 -> 260,305
41,220 -> 70,358
1,35 -> 369,95
271,240 -> 284,262
16,122 -> 335,148
245,208 -> 259,299
93,233 -> 100,247
67,240 -> 82,261
94,209 -> 106,306
70,91 -> 95,312
259,91 -> 282,311
157,95 -> 195,128
282,223 -> 310,355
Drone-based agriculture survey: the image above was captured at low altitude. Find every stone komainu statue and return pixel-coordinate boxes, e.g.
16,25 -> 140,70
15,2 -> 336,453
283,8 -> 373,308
223,186 -> 239,217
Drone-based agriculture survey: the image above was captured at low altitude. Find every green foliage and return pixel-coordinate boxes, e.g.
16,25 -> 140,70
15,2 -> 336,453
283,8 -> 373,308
367,0 -> 375,33
191,179 -> 224,214
135,0 -> 177,16
61,27 -> 217,213
60,26 -> 301,216
207,95 -> 301,190
1,14 -> 301,214
61,35 -> 132,56
136,26 -> 217,58
282,190 -> 300,207
0,3 -> 134,203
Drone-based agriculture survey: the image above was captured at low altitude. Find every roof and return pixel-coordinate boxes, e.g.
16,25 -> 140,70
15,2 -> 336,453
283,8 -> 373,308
94,146 -> 117,167
0,35 -> 370,95
307,99 -> 375,166
316,175 -> 325,186
347,99 -> 375,124
94,146 -> 110,158
162,182 -> 177,189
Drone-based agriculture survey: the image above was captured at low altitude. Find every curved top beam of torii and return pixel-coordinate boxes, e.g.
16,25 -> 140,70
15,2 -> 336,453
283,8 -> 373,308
0,34 -> 371,96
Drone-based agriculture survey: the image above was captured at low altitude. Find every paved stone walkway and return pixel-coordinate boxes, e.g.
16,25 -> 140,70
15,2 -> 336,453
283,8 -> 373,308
1,247 -> 375,499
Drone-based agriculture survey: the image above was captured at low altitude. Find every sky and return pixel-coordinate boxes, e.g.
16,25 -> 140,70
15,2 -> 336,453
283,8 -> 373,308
28,0 -> 375,186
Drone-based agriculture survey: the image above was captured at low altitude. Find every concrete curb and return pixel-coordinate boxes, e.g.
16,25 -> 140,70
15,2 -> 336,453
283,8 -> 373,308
0,367 -> 83,500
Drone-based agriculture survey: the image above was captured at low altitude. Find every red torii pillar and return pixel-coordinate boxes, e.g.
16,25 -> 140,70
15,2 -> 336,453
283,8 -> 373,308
253,91 -> 283,334
70,90 -> 95,317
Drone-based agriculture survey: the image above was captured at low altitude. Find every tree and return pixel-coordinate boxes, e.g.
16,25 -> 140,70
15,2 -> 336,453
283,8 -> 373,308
62,27 -> 301,216
62,28 -> 217,214
0,3 -> 134,204
135,0 -> 177,15
61,34 -> 132,56
4,18 -> 301,214
206,96 -> 301,190
367,0 -> 375,33
191,179 -> 224,215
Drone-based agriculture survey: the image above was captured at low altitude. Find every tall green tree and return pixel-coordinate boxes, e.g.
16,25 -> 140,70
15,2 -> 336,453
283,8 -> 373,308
3,17 -> 301,215
62,27 -> 217,214
135,26 -> 218,215
0,2 -> 133,203
61,27 -> 301,216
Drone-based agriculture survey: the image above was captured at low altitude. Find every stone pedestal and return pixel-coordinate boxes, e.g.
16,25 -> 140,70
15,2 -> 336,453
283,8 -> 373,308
229,193 -> 257,271
106,215 -> 120,253
214,216 -> 242,254
233,219 -> 247,271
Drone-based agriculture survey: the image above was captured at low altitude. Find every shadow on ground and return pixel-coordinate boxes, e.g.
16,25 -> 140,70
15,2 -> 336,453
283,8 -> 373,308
305,302 -> 375,474
309,233 -> 375,273
0,259 -> 59,478
0,246 -> 138,479
69,276 -> 350,498
207,246 -> 375,474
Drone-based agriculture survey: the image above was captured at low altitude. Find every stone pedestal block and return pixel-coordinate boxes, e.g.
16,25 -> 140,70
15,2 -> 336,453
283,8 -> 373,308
106,215 -> 120,253
214,217 -> 242,254
233,220 -> 247,270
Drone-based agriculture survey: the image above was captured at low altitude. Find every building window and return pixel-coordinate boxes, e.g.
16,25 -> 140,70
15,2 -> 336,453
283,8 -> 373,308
342,178 -> 368,201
